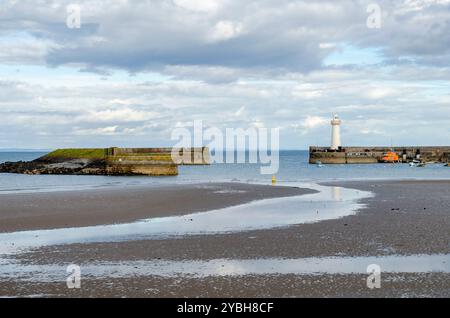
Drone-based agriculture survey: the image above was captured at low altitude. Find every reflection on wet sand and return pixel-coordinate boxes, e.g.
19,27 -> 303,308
0,254 -> 449,282
0,183 -> 372,256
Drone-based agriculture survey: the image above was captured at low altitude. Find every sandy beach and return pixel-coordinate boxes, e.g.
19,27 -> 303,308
0,183 -> 312,233
0,180 -> 449,297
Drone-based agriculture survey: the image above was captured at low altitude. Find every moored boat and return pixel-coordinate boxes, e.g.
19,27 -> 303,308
379,151 -> 400,163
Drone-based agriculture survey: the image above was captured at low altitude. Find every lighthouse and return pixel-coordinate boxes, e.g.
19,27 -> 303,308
330,114 -> 341,150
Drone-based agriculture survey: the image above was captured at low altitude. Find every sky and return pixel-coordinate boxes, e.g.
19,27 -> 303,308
0,0 -> 449,150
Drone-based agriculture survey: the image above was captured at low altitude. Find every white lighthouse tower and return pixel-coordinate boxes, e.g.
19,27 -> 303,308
330,114 -> 342,150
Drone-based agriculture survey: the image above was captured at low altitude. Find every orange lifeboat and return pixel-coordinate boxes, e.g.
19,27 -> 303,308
380,151 -> 399,163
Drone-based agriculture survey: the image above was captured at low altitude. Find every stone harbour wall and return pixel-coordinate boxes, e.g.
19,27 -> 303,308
309,146 -> 450,164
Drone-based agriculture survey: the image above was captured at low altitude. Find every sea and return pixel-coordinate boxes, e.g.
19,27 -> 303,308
1,151 -> 450,194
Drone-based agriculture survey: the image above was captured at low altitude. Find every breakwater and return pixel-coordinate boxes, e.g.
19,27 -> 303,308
309,146 -> 450,164
105,147 -> 210,175
0,147 -> 210,176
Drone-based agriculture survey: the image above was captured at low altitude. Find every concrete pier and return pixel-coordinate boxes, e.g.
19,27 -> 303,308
105,147 -> 210,175
309,146 -> 450,164
0,147 -> 210,176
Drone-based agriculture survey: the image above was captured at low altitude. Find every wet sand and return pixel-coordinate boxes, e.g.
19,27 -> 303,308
2,273 -> 450,298
1,180 -> 450,297
0,183 -> 312,233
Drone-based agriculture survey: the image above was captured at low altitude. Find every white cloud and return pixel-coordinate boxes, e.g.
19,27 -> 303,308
73,126 -> 119,136
207,20 -> 244,42
174,0 -> 221,13
80,108 -> 160,123
301,116 -> 328,129
363,87 -> 398,100
319,43 -> 336,49
291,83 -> 324,99
0,35 -> 59,64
